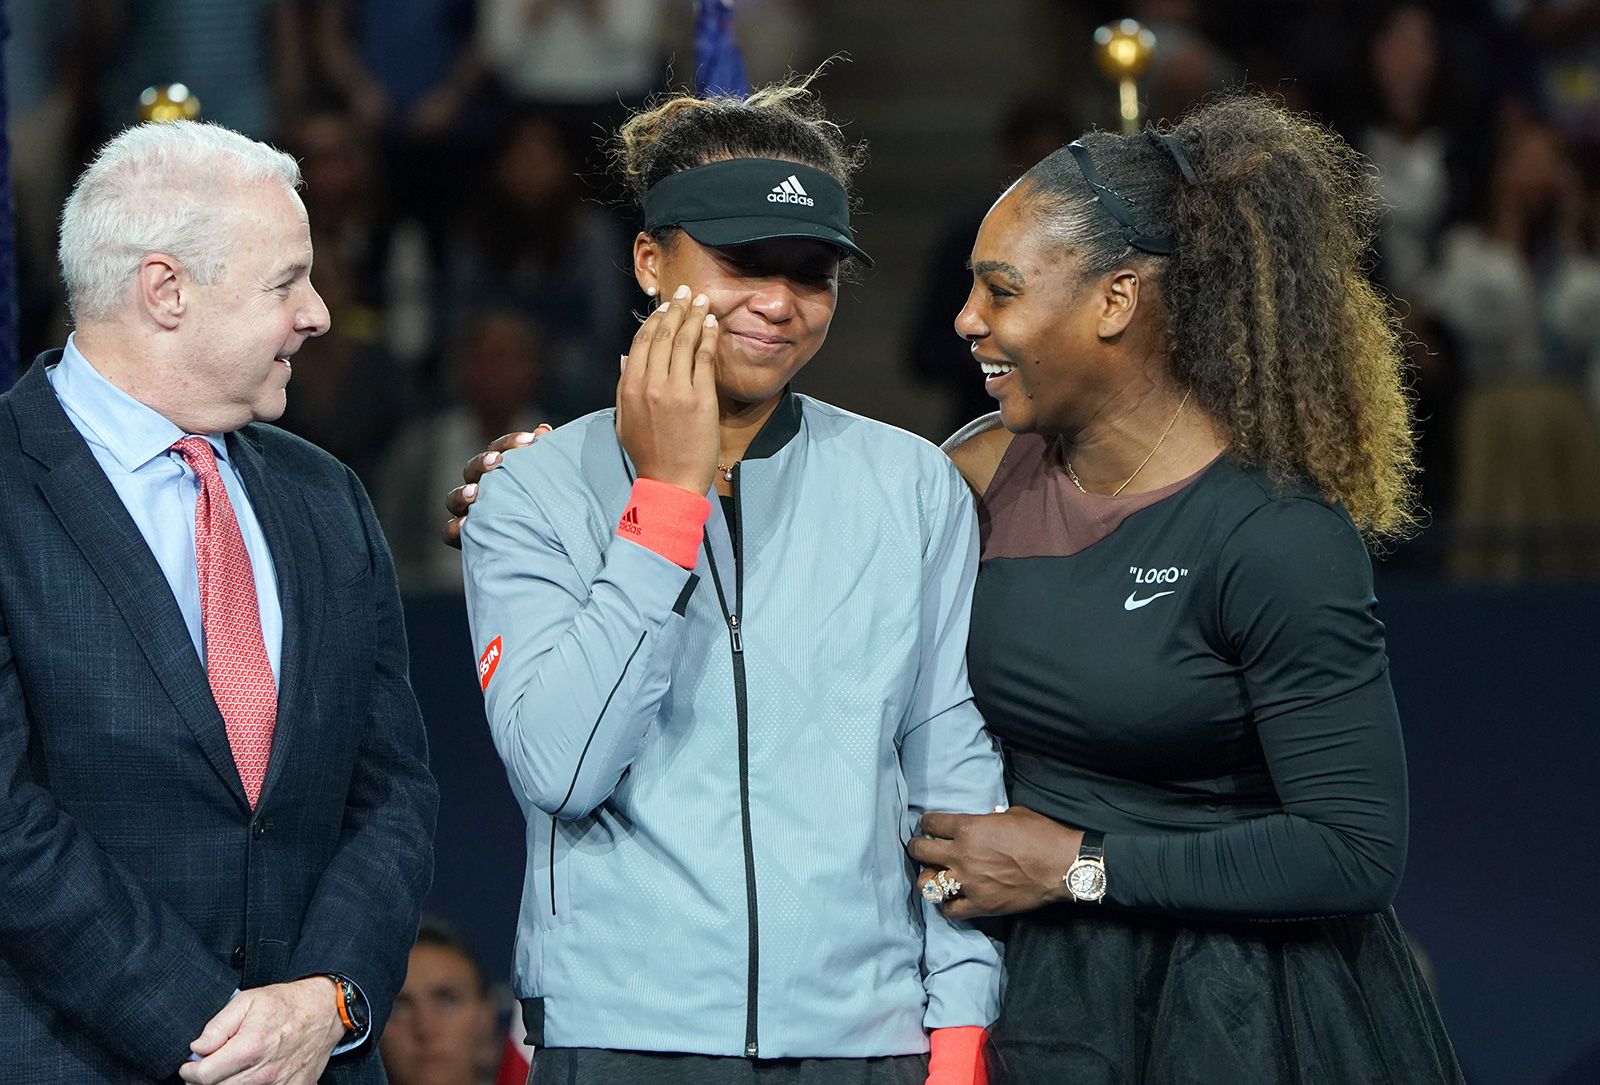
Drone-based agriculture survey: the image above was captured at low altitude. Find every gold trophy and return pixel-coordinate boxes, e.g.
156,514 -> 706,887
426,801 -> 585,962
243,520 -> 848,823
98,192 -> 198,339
1093,19 -> 1157,134
138,84 -> 202,124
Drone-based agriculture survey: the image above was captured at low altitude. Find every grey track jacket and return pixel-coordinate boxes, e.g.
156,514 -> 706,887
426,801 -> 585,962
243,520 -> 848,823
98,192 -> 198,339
461,391 -> 1004,1058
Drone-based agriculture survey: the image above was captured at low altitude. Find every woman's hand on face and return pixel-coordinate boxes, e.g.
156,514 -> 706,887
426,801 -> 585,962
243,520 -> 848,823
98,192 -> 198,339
440,425 -> 553,548
908,806 -> 1083,920
617,285 -> 721,495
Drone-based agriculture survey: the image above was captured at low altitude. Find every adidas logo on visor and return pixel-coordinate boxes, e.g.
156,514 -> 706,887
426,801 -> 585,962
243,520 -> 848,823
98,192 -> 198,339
767,174 -> 814,206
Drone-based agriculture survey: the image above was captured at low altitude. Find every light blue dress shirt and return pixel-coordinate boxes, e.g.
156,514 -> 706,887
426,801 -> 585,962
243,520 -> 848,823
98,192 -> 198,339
47,337 -> 283,685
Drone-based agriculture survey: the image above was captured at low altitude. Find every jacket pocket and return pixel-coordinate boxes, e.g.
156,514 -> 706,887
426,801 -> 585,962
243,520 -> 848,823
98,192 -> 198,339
530,815 -> 574,930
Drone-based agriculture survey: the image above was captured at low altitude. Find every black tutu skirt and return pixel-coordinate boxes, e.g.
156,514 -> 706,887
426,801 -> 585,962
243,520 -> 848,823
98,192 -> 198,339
986,905 -> 1464,1085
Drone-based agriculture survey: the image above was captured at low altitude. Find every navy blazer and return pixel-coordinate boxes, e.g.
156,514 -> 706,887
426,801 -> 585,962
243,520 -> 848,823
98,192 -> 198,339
0,355 -> 438,1084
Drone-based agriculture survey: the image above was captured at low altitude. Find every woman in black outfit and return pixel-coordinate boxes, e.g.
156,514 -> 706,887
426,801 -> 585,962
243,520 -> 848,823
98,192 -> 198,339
915,96 -> 1464,1084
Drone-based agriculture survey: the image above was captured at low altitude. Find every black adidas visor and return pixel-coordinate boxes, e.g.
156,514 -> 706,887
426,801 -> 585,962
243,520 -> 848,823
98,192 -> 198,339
642,158 -> 873,268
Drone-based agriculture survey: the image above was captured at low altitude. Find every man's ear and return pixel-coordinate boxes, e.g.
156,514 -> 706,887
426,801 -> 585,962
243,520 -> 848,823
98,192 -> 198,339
138,254 -> 186,330
1097,268 -> 1142,340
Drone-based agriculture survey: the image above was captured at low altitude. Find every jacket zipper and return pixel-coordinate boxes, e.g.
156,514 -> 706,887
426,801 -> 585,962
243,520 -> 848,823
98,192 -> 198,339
701,469 -> 759,1058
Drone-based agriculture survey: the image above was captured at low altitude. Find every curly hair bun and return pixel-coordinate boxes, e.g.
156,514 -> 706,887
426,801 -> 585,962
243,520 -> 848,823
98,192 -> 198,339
613,66 -> 867,211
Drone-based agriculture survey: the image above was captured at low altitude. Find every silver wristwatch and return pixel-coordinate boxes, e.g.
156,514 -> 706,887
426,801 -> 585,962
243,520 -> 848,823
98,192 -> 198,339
1063,830 -> 1107,903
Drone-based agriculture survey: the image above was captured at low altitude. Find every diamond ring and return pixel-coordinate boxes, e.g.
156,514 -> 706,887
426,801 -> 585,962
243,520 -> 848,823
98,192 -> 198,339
922,869 -> 963,903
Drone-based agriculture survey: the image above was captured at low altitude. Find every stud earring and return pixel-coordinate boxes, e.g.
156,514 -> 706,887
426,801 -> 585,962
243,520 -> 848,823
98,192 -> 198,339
645,285 -> 658,298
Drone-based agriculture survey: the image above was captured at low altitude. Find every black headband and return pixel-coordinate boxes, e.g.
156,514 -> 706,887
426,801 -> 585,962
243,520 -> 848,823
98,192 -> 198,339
1065,140 -> 1175,256
1066,132 -> 1198,256
1149,128 -> 1199,184
642,158 -> 872,266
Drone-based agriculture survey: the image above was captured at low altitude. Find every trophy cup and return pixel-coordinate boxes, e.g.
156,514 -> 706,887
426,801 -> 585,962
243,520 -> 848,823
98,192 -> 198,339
139,84 -> 202,124
1093,19 -> 1157,135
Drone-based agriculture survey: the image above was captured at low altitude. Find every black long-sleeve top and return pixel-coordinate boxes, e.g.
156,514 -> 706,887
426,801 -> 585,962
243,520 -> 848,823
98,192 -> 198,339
969,440 -> 1407,920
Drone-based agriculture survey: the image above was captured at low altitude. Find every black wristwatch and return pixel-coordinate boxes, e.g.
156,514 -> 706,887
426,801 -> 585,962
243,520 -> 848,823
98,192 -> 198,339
1063,830 -> 1108,903
326,974 -> 369,1039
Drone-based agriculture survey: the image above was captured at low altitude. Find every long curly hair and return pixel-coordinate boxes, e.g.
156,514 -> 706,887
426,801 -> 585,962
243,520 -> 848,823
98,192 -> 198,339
1017,95 -> 1418,539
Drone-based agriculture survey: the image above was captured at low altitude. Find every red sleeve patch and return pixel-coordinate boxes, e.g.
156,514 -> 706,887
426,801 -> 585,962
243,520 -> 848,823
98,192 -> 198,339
477,636 -> 503,692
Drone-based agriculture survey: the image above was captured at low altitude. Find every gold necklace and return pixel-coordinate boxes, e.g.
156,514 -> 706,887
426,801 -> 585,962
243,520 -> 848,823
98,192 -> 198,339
1066,388 -> 1190,497
715,461 -> 738,482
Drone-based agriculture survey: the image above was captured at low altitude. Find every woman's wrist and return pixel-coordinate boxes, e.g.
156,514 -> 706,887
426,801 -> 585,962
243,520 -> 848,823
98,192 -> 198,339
616,478 -> 711,569
1043,827 -> 1086,905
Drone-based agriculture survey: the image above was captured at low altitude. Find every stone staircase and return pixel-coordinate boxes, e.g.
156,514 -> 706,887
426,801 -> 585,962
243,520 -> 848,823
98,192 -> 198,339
779,0 -> 1098,438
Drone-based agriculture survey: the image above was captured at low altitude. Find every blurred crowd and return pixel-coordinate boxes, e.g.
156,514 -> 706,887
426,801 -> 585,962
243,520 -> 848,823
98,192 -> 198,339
6,0 -> 818,601
378,918 -> 510,1085
9,0 -> 1600,593
909,0 -> 1600,582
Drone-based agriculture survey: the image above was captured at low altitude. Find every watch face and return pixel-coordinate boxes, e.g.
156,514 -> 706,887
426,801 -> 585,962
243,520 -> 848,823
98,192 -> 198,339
347,985 -> 370,1031
1067,859 -> 1107,901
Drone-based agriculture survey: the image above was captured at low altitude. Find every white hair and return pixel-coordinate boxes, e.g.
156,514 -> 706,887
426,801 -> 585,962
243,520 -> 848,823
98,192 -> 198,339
58,121 -> 303,322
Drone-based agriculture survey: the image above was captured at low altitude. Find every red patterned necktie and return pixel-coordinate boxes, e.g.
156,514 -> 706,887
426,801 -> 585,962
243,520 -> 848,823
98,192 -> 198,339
171,437 -> 277,807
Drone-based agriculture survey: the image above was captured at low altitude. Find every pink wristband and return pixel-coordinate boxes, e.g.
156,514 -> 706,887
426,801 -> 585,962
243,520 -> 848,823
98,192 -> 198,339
617,478 -> 711,569
927,1026 -> 989,1085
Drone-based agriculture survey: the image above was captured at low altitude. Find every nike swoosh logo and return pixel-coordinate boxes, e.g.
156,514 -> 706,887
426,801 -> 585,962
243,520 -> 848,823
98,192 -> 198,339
1124,590 -> 1176,611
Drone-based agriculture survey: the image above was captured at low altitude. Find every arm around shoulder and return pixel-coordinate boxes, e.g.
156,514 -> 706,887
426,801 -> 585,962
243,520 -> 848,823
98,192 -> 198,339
941,413 -> 1014,499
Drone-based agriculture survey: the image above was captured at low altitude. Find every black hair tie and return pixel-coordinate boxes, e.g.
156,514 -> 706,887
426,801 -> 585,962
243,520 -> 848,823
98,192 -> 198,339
1149,128 -> 1199,185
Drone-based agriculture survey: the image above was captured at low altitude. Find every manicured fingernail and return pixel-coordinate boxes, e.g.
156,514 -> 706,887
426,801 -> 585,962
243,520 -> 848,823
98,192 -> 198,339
692,293 -> 708,307
657,302 -> 671,313
674,284 -> 691,299
463,483 -> 477,499
535,423 -> 553,434
484,451 -> 500,466
704,314 -> 716,327
515,431 -> 535,444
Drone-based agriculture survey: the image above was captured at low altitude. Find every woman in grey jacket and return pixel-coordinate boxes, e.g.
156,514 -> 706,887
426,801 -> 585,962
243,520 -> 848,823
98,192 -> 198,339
458,76 -> 1004,1085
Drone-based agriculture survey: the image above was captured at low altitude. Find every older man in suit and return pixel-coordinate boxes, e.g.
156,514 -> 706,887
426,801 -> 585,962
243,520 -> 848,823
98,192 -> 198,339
0,121 -> 437,1083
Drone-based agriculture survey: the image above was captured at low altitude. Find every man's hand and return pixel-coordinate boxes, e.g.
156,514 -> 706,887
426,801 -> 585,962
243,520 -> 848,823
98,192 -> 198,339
441,426 -> 552,547
179,976 -> 345,1085
907,806 -> 1082,919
